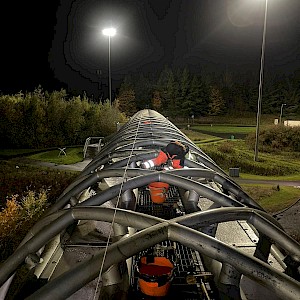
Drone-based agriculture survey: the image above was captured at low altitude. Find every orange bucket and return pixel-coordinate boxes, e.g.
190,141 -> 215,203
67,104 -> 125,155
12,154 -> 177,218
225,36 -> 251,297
148,182 -> 169,204
138,256 -> 174,297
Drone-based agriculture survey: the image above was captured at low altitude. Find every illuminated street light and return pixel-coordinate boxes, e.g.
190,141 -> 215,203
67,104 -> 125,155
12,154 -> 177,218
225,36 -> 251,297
254,0 -> 268,162
102,27 -> 116,106
279,103 -> 286,124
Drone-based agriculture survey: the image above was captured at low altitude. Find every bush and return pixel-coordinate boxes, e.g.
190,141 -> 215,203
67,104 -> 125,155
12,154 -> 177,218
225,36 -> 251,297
0,160 -> 78,261
0,161 -> 78,206
217,141 -> 235,154
0,190 -> 49,262
0,89 -> 127,149
245,125 -> 300,152
200,143 -> 299,176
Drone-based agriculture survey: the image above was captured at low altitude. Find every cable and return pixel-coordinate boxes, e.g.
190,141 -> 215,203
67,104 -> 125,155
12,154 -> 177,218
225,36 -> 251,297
92,116 -> 142,300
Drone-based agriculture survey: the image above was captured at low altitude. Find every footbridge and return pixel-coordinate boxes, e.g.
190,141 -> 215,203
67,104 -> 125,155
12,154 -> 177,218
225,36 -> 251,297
0,109 -> 299,300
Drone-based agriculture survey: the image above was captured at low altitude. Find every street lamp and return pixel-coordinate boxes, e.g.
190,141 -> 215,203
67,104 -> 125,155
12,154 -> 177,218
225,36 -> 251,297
254,0 -> 268,162
279,103 -> 286,124
102,27 -> 116,106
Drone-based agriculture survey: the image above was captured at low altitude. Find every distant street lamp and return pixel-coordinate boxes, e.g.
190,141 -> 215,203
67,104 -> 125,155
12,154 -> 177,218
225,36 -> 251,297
254,0 -> 268,162
279,103 -> 286,124
102,27 -> 116,106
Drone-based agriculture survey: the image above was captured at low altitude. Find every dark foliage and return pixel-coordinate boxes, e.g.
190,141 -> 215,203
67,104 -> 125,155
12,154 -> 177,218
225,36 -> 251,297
246,125 -> 300,152
0,161 -> 78,207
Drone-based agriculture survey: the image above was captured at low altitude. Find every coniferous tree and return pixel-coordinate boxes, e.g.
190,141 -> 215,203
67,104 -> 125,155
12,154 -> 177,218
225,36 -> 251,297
177,67 -> 190,114
157,66 -> 179,116
208,86 -> 225,116
116,76 -> 137,116
133,73 -> 153,110
116,89 -> 137,117
151,90 -> 162,111
188,74 -> 210,117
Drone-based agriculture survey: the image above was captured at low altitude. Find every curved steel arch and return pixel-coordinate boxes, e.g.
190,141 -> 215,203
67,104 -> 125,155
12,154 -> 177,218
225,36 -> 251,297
18,208 -> 300,300
1,109 -> 299,300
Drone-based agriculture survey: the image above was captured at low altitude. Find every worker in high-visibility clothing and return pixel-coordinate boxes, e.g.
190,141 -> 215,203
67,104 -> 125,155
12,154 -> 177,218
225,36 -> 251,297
141,141 -> 189,169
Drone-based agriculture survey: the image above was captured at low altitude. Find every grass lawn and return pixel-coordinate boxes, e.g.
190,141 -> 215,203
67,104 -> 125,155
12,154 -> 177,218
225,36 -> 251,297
0,149 -> 41,157
199,139 -> 300,178
28,147 -> 84,164
239,173 -> 300,181
180,129 -> 221,143
240,184 -> 300,213
191,125 -> 256,134
1,127 -> 299,213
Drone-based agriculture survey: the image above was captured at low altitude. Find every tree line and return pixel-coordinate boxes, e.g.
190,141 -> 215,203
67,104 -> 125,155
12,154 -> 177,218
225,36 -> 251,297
0,87 -> 126,149
115,66 -> 300,118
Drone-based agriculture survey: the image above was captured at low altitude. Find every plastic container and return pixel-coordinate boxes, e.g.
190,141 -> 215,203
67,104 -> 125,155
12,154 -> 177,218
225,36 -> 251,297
148,182 -> 170,204
138,256 -> 174,296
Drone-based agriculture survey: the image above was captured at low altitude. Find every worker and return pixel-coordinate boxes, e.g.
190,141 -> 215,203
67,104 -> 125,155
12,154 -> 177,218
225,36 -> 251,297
141,141 -> 189,169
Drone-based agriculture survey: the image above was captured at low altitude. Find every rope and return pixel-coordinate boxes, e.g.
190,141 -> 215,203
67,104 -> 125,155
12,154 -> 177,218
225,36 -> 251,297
92,116 -> 142,300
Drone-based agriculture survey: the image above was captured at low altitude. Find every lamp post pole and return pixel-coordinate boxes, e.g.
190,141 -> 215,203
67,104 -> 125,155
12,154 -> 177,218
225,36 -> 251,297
254,0 -> 268,162
279,103 -> 286,124
108,35 -> 112,105
102,27 -> 116,106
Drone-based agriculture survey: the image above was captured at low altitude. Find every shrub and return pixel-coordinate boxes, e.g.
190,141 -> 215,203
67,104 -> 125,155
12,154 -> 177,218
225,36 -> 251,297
0,161 -> 78,205
245,125 -> 300,152
0,190 -> 49,262
217,141 -> 235,154
0,197 -> 21,239
0,89 -> 127,149
200,143 -> 299,176
21,190 -> 48,220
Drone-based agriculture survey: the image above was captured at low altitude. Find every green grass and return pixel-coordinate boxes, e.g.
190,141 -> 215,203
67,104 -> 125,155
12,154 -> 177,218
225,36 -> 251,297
28,147 -> 84,164
191,125 -> 256,134
180,129 -> 221,143
175,113 -> 278,126
1,127 -> 299,215
240,184 -> 300,213
239,173 -> 300,181
0,149 -> 40,157
199,139 -> 300,177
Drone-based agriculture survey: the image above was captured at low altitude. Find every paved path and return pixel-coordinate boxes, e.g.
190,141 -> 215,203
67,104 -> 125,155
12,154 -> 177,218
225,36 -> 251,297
9,157 -> 300,241
235,178 -> 300,187
11,157 -> 92,172
11,157 -> 300,187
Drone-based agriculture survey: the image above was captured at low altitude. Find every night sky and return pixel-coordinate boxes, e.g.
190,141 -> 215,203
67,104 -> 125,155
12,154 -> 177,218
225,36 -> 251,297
1,0 -> 300,98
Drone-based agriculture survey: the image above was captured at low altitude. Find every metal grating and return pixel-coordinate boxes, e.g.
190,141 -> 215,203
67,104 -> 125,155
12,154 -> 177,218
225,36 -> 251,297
129,241 -> 218,299
128,185 -> 219,299
136,185 -> 184,219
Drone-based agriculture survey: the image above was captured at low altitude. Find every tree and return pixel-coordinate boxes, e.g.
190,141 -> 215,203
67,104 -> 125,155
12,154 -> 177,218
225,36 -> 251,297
22,86 -> 47,148
63,96 -> 85,145
208,86 -> 225,116
151,90 -> 162,111
157,66 -> 179,116
45,89 -> 67,146
176,67 -> 190,115
133,73 -> 153,110
0,93 -> 24,148
187,74 -> 210,117
116,89 -> 137,117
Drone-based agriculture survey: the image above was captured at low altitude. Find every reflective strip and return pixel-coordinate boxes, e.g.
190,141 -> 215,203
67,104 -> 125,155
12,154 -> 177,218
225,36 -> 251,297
143,160 -> 155,169
149,160 -> 155,168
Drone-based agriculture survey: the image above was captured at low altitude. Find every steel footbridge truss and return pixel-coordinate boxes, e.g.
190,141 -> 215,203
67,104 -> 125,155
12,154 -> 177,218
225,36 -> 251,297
0,109 -> 299,300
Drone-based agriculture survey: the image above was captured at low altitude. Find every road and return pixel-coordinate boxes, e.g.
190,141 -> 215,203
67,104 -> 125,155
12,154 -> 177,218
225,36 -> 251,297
235,178 -> 300,187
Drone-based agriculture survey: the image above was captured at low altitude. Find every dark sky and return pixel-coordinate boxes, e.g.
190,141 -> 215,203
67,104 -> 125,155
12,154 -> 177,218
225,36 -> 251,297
1,0 -> 300,98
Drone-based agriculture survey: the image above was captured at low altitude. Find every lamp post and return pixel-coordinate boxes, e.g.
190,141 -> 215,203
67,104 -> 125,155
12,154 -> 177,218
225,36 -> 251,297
279,103 -> 286,124
102,27 -> 116,106
254,0 -> 268,162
